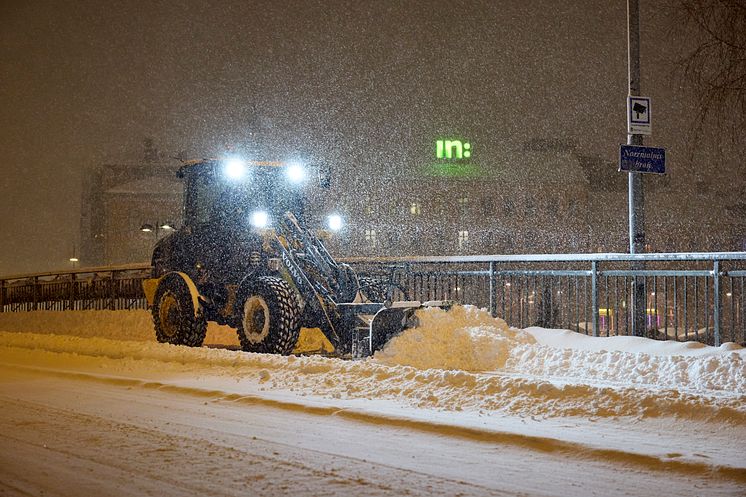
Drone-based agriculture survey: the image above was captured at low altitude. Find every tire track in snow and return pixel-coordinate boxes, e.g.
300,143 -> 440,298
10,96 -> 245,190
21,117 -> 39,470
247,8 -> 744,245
1,360 -> 745,485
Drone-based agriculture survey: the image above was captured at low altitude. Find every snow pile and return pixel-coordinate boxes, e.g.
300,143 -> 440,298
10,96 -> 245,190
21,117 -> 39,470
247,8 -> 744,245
375,305 -> 535,371
0,306 -> 744,421
0,310 -> 239,346
508,340 -> 745,393
1,329 -> 743,423
526,326 -> 743,357
374,306 -> 745,395
0,310 -> 154,341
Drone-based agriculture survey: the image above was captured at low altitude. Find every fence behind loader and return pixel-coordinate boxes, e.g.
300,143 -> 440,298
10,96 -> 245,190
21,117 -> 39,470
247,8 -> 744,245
2,252 -> 745,346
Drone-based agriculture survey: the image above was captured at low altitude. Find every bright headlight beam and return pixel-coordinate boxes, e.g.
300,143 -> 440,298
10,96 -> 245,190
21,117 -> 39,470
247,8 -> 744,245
224,158 -> 246,179
286,163 -> 306,183
327,214 -> 343,232
250,210 -> 269,228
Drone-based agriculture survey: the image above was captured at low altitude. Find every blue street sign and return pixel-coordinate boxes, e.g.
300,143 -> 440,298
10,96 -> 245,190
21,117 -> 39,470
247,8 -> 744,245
619,144 -> 666,174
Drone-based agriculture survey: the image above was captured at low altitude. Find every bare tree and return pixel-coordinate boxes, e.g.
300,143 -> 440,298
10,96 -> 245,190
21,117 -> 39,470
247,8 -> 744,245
669,0 -> 746,145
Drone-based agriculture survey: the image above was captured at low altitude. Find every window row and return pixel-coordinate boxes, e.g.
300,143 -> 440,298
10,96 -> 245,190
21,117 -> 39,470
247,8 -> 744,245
359,229 -> 469,249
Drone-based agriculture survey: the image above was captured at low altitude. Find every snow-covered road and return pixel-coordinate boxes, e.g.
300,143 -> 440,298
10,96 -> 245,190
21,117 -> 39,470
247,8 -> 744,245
0,307 -> 744,496
1,365 -> 742,497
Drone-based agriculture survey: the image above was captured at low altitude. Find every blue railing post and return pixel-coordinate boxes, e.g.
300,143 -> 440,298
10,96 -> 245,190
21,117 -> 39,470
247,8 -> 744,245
713,260 -> 721,346
489,261 -> 496,317
592,261 -> 599,337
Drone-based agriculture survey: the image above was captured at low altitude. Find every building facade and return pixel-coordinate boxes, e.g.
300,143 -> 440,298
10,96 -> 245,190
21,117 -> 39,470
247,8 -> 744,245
79,145 -> 745,267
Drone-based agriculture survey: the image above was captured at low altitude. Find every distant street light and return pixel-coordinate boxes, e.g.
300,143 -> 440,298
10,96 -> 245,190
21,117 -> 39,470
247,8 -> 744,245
69,243 -> 79,268
140,221 -> 175,240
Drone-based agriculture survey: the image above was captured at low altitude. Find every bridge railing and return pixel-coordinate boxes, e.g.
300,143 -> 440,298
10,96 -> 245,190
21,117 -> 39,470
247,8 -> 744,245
0,264 -> 152,312
347,252 -> 746,346
2,253 -> 745,345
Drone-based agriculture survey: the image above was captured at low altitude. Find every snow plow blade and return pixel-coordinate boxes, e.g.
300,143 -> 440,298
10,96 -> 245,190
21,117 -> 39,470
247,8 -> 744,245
366,300 -> 451,357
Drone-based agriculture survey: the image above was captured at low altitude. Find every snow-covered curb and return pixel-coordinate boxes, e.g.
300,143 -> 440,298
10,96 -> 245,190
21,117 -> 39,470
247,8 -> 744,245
1,328 -> 743,424
0,307 -> 743,422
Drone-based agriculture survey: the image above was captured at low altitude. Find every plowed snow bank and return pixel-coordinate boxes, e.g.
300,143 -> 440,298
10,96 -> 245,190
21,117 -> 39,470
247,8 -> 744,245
0,307 -> 746,423
1,330 -> 744,423
375,306 -> 745,393
1,306 -> 743,403
0,309 -> 238,345
374,305 -> 535,371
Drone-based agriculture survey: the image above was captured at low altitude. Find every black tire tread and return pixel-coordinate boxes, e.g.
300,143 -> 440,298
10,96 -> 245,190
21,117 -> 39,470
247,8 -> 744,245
152,274 -> 207,347
358,276 -> 408,303
236,276 -> 300,355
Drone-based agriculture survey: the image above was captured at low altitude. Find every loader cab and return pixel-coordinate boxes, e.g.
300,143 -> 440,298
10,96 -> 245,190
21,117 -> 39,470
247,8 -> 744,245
151,159 -> 312,283
179,159 -> 308,231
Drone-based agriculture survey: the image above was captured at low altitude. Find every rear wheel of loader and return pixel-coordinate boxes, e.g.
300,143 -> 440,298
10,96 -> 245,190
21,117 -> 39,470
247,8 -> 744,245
152,273 -> 207,347
236,276 -> 300,355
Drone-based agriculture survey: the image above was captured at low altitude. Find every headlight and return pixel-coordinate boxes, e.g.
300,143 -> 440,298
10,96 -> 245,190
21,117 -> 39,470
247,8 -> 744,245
250,210 -> 269,228
286,163 -> 306,184
327,214 -> 343,232
224,157 -> 246,180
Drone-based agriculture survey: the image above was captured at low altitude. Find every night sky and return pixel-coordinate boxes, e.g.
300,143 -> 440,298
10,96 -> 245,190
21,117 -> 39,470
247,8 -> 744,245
0,0 -> 742,275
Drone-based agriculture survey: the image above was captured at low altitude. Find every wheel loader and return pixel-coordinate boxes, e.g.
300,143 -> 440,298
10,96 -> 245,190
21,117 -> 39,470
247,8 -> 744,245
142,158 -> 447,357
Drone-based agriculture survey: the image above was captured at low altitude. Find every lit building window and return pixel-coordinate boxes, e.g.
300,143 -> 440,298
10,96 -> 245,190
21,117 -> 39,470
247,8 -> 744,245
365,229 -> 377,247
458,196 -> 469,218
458,230 -> 469,249
410,202 -> 421,215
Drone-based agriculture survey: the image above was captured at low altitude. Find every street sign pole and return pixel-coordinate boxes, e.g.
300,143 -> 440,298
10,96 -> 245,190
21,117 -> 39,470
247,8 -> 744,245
628,0 -> 646,337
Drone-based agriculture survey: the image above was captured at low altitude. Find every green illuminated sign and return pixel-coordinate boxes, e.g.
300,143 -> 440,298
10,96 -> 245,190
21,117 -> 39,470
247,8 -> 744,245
425,137 -> 480,178
436,139 -> 472,160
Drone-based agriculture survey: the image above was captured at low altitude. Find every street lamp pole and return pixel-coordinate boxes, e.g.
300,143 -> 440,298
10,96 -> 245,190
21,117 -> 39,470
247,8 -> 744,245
628,0 -> 645,253
69,242 -> 79,269
628,0 -> 647,336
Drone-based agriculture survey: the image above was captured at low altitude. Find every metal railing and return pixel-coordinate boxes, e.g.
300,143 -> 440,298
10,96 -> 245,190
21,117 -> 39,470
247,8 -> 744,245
0,264 -> 151,312
2,253 -> 745,345
349,252 -> 746,346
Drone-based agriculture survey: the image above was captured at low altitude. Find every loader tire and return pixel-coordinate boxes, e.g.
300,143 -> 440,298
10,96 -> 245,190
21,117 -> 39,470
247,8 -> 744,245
359,277 -> 407,303
152,273 -> 207,347
336,263 -> 359,303
236,276 -> 300,355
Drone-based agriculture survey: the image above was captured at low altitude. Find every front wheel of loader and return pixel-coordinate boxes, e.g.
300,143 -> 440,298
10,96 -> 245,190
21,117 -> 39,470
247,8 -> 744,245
236,276 -> 300,355
359,276 -> 408,303
152,273 -> 207,347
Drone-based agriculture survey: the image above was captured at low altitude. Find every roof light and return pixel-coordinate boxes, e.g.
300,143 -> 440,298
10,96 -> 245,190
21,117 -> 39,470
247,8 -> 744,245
224,157 -> 246,179
250,210 -> 269,228
286,163 -> 306,183
327,214 -> 343,232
